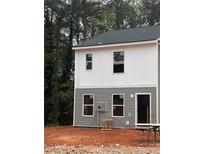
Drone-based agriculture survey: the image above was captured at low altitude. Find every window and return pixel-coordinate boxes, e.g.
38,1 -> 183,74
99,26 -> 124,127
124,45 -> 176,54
83,94 -> 94,116
113,51 -> 124,73
112,94 -> 124,117
86,54 -> 92,70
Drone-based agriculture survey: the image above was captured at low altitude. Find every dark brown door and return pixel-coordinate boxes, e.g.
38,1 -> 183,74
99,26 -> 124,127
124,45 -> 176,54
137,94 -> 150,123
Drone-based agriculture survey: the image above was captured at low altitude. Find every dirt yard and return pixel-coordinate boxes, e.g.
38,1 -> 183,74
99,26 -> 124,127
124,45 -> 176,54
45,125 -> 160,153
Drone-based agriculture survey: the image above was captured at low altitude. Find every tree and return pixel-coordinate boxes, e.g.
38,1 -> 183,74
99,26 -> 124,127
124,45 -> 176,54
44,0 -> 73,125
139,0 -> 160,26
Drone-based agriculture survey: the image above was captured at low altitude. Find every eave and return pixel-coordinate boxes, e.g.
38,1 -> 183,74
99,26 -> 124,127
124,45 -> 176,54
73,39 -> 160,51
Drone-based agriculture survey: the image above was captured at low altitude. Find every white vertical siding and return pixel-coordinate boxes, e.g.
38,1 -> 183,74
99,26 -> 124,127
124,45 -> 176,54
75,43 -> 158,88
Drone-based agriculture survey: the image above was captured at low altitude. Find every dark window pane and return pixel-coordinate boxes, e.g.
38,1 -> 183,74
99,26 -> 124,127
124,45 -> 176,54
114,64 -> 124,73
86,62 -> 92,70
113,106 -> 123,116
86,54 -> 92,61
84,95 -> 93,104
114,52 -> 124,62
84,106 -> 93,115
113,95 -> 124,105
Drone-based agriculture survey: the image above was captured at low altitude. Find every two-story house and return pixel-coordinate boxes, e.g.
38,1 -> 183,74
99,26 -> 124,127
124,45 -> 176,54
73,25 -> 160,128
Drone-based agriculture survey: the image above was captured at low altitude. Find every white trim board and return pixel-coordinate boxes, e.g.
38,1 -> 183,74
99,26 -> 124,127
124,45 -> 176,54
73,88 -> 76,126
134,123 -> 160,127
156,41 -> 160,124
76,84 -> 157,89
73,40 -> 158,50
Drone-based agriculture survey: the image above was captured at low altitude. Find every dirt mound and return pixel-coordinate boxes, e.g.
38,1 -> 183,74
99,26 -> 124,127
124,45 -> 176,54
45,125 -> 160,147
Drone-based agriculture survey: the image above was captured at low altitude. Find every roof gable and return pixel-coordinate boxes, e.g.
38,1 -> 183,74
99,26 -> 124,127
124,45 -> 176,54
75,25 -> 160,48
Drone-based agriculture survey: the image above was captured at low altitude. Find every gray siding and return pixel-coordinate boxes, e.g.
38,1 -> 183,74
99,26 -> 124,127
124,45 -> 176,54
74,87 -> 158,128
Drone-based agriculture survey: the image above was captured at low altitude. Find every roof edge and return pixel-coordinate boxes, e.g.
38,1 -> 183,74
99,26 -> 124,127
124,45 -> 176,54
73,39 -> 159,50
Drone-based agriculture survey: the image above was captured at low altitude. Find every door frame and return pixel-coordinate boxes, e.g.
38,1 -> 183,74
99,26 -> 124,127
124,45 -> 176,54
135,93 -> 152,124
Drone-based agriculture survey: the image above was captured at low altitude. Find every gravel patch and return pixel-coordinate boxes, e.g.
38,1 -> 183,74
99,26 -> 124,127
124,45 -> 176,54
45,144 -> 160,154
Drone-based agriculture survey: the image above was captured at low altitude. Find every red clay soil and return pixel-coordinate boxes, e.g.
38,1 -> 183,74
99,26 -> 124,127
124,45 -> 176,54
44,125 -> 160,147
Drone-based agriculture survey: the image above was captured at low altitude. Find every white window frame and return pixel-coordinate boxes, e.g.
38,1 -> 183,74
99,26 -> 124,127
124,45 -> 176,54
113,51 -> 124,73
82,94 -> 95,117
86,53 -> 92,70
112,93 -> 125,117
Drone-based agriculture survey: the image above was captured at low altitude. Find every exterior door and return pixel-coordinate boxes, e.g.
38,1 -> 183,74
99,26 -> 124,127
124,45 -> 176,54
136,94 -> 151,123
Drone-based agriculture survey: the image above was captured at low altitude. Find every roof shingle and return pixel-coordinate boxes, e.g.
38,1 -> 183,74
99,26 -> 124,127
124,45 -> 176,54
75,25 -> 160,47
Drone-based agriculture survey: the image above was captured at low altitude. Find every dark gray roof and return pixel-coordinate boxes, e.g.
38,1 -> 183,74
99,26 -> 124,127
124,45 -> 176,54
75,25 -> 160,48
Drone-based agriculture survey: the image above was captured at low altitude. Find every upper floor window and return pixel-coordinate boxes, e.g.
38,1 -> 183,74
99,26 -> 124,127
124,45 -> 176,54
86,54 -> 92,70
113,51 -> 124,73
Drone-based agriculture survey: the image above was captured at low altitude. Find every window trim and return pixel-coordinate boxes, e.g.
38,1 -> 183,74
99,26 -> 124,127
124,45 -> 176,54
112,93 -> 125,117
86,53 -> 92,70
82,94 -> 95,117
113,51 -> 124,73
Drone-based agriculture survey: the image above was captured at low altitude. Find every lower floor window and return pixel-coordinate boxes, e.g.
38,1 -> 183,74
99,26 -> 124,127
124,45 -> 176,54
84,106 -> 93,115
83,94 -> 94,116
113,94 -> 124,116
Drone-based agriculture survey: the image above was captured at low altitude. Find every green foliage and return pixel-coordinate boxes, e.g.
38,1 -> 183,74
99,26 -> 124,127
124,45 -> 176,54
44,0 -> 160,126
139,0 -> 160,26
57,80 -> 74,125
